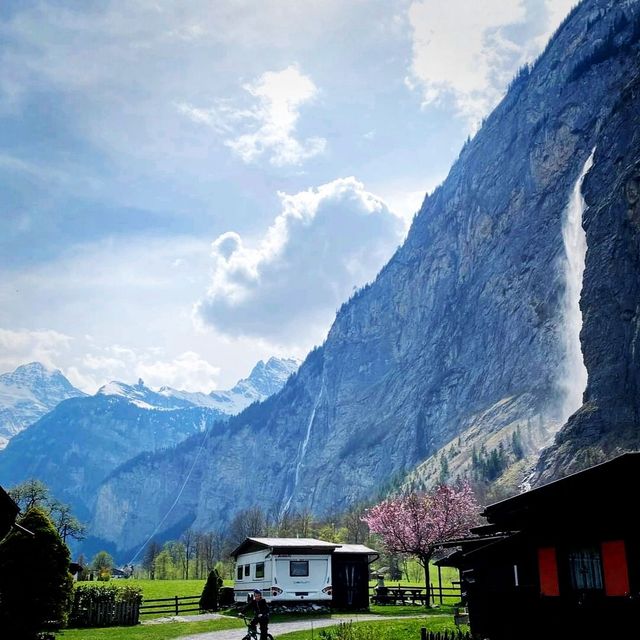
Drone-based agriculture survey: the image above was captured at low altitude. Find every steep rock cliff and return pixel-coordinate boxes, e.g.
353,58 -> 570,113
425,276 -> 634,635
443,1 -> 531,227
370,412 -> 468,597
92,0 -> 640,555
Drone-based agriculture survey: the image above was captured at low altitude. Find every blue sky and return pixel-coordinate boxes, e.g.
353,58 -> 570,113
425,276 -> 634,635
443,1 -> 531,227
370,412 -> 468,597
0,0 -> 574,392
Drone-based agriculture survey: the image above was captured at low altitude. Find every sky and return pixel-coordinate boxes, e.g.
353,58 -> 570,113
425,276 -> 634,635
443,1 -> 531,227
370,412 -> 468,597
0,0 -> 575,393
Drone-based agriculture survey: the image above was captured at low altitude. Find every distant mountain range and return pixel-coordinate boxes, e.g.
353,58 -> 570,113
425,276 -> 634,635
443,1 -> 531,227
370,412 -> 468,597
0,362 -> 86,449
95,356 -> 300,414
0,356 -> 299,522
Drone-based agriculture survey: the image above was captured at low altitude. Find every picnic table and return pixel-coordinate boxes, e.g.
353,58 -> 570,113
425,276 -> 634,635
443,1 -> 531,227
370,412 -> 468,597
388,586 -> 426,604
371,584 -> 427,605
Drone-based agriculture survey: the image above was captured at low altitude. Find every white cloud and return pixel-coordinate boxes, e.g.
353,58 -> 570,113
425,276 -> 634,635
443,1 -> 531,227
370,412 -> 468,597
196,177 -> 405,344
406,0 -> 576,127
67,345 -> 221,393
0,328 -> 73,372
178,65 -> 326,166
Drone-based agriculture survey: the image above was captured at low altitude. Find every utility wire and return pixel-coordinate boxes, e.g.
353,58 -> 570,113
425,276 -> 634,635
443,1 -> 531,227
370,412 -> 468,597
127,414 -> 214,566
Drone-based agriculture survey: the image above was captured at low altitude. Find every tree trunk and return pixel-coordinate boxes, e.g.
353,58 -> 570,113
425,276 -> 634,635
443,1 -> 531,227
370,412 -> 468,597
422,555 -> 432,608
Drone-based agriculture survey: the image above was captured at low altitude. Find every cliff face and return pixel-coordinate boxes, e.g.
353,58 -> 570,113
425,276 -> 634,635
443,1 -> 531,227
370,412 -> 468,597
92,0 -> 640,555
535,24 -> 640,480
0,394 -> 221,519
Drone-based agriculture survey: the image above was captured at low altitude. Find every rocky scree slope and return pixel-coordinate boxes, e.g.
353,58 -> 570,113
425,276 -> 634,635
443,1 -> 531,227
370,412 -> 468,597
91,0 -> 640,553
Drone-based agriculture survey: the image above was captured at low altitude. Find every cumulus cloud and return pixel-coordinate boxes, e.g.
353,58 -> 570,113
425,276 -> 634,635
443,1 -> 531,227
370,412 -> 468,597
178,65 -> 326,166
406,0 -> 576,126
0,328 -> 73,372
196,177 -> 405,344
68,345 -> 221,393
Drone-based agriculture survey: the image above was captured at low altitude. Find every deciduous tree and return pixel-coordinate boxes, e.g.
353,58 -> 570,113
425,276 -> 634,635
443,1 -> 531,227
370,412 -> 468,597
363,483 -> 479,606
91,550 -> 114,580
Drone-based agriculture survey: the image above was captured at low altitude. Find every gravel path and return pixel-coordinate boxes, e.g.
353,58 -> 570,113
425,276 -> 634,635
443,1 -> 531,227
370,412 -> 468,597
175,614 -> 447,640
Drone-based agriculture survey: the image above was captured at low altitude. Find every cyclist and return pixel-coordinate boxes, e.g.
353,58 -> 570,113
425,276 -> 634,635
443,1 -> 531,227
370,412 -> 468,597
245,589 -> 270,640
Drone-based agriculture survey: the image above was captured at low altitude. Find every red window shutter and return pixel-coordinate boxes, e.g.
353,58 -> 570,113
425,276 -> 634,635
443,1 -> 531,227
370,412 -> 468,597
538,547 -> 560,596
601,540 -> 630,596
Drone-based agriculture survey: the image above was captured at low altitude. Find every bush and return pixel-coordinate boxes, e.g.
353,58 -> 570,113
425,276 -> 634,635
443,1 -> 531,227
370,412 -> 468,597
200,568 -> 223,611
69,584 -> 142,627
0,508 -> 73,639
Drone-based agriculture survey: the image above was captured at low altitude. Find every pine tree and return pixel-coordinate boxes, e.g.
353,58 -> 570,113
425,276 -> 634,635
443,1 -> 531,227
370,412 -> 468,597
0,507 -> 73,638
200,568 -> 223,612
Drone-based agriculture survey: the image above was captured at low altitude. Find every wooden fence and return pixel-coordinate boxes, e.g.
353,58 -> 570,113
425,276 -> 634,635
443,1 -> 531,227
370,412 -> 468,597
71,599 -> 140,627
430,583 -> 462,605
139,594 -> 202,617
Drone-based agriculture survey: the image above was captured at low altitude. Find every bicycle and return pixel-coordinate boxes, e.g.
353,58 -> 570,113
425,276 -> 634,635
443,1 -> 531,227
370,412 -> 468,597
240,614 -> 274,640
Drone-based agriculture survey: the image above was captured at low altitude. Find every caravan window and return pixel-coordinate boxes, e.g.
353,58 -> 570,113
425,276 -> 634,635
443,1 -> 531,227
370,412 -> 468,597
237,565 -> 243,580
256,562 -> 265,579
290,560 -> 309,577
244,564 -> 250,577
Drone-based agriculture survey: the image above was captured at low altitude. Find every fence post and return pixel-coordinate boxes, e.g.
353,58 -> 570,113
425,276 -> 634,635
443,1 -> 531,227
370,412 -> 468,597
175,595 -> 179,616
437,566 -> 443,604
421,626 -> 427,640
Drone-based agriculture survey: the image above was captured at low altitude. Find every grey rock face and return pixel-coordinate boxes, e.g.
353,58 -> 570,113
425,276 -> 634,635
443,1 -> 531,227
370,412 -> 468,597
534,20 -> 640,481
0,394 -> 221,520
0,362 -> 86,449
93,0 -> 640,554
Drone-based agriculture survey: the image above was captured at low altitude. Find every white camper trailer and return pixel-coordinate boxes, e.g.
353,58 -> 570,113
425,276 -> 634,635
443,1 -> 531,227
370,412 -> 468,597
231,538 -> 339,603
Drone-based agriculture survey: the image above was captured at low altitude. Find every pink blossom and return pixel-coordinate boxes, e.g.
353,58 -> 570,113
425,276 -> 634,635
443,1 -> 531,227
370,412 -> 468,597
363,482 -> 479,578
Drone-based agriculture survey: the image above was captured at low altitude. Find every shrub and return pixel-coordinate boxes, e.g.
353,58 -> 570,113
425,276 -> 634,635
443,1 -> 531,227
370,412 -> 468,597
0,507 -> 73,639
69,583 -> 142,627
200,568 -> 223,611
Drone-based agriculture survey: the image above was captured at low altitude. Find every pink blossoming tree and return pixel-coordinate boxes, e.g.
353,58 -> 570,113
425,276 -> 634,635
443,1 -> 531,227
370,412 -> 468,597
363,482 -> 479,606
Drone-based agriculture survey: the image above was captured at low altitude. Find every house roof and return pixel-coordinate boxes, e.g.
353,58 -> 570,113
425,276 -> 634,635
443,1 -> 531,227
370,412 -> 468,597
481,452 -> 640,529
333,543 -> 378,555
435,454 -> 640,567
0,485 -> 20,540
231,537 -> 340,558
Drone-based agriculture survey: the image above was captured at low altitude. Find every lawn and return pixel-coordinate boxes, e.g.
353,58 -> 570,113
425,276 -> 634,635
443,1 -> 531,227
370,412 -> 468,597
55,612 -> 461,640
55,575 -> 464,639
114,579 -> 207,600
277,617 -> 464,640
54,617 -> 243,640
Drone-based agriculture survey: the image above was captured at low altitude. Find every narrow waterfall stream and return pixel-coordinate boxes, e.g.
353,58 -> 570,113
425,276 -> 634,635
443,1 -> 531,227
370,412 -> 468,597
559,149 -> 595,421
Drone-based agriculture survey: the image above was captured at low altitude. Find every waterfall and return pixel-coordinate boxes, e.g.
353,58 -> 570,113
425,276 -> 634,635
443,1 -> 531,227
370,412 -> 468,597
559,149 -> 595,421
281,373 -> 325,515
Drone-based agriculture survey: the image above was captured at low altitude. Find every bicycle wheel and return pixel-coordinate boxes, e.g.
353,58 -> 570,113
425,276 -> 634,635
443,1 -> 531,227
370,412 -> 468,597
241,634 -> 252,640
267,634 -> 274,640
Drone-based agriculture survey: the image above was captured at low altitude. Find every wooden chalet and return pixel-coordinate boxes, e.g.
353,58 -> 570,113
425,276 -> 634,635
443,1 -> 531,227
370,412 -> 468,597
438,453 -> 640,640
0,485 -> 19,541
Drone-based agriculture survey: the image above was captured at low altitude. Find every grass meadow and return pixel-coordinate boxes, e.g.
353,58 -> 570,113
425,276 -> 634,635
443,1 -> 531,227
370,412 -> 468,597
55,565 -> 463,640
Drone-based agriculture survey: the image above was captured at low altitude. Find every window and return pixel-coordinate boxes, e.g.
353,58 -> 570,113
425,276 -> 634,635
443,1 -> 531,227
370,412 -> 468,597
237,566 -> 243,580
290,560 -> 309,577
244,564 -> 250,577
256,562 -> 265,579
568,546 -> 603,591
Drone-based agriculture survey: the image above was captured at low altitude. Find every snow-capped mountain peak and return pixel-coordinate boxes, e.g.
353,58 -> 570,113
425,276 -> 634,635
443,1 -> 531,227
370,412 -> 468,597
0,362 -> 86,449
96,356 -> 301,414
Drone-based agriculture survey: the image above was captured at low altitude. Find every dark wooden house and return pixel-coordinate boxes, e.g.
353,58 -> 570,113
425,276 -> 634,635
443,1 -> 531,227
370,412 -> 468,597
331,544 -> 379,609
439,453 -> 640,639
0,485 -> 19,541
